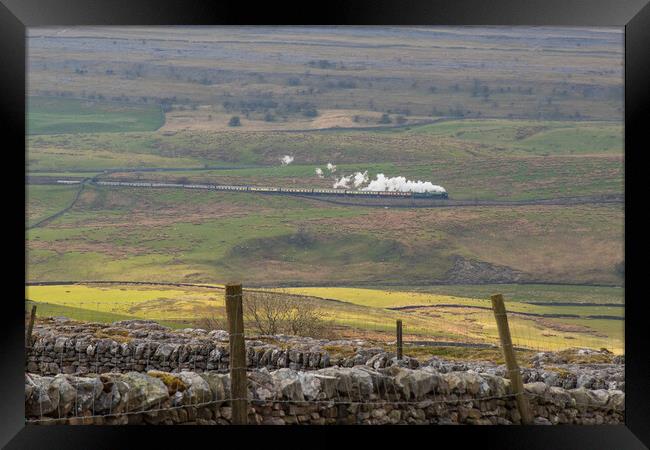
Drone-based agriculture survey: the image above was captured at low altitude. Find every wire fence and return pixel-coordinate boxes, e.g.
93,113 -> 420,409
25,289 -> 624,356
25,362 -> 613,426
24,287 -> 625,426
25,384 -> 532,425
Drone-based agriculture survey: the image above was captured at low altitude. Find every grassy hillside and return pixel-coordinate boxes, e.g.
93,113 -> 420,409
26,184 -> 79,227
25,283 -> 624,354
27,27 -> 623,122
27,97 -> 164,135
403,283 -> 624,305
26,184 -> 624,286
275,287 -> 623,314
409,120 -> 622,154
27,119 -> 623,165
26,27 -> 623,201
27,117 -> 623,201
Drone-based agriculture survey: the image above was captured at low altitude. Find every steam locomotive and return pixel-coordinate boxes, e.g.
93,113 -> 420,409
89,180 -> 449,199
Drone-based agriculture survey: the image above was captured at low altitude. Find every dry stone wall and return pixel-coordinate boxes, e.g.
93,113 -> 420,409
25,366 -> 624,425
423,354 -> 625,391
27,319 -> 330,375
25,319 -> 625,426
27,319 -> 624,394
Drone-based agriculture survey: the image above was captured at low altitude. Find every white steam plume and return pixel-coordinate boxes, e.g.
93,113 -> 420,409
326,163 -> 337,173
280,155 -> 294,165
333,171 -> 369,189
332,174 -> 352,189
353,171 -> 369,188
315,168 -> 324,178
361,174 -> 446,193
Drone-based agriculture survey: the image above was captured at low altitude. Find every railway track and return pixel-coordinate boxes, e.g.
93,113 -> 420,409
293,193 -> 624,209
29,176 -> 623,209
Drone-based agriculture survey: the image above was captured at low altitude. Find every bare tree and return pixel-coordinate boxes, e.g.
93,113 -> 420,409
196,314 -> 228,332
286,300 -> 328,336
243,290 -> 333,338
243,291 -> 293,335
196,290 -> 334,338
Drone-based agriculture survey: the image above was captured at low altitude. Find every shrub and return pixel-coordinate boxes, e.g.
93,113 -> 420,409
197,290 -> 333,339
196,315 -> 228,332
303,108 -> 318,118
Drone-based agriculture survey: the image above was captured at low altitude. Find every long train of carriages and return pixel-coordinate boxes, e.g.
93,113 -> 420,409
85,180 -> 449,199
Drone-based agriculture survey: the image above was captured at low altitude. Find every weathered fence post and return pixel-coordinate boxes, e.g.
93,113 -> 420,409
225,283 -> 247,425
490,294 -> 533,425
26,304 -> 37,349
396,319 -> 403,360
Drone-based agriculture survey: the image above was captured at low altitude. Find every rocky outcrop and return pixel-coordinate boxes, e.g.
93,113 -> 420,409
445,256 -> 525,284
25,366 -> 624,425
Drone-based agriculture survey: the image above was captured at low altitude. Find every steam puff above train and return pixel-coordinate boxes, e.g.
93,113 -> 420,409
91,181 -> 449,199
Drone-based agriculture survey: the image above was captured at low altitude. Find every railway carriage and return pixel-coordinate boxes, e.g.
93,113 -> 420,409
281,187 -> 312,193
56,180 -> 81,184
85,180 -> 448,200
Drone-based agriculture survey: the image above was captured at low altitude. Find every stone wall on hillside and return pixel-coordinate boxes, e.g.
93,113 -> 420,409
27,319 -> 625,393
27,319 -> 332,375
25,366 -> 624,425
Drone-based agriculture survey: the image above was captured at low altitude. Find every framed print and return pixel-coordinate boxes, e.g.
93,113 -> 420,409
1,0 -> 648,448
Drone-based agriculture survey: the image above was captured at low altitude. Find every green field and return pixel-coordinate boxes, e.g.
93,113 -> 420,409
402,283 -> 624,305
27,97 -> 164,135
275,287 -> 624,315
25,283 -> 624,354
25,184 -> 624,286
26,184 -> 80,227
27,117 -> 623,201
409,119 -> 623,155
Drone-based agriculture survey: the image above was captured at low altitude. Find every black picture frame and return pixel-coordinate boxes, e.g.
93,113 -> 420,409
3,0 -> 648,448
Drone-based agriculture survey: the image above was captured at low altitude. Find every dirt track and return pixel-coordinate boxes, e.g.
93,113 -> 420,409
388,303 -> 623,321
27,180 -> 88,230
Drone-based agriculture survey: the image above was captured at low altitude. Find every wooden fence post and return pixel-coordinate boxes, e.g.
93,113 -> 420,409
396,319 -> 403,360
225,283 -> 247,425
26,304 -> 37,349
490,294 -> 533,425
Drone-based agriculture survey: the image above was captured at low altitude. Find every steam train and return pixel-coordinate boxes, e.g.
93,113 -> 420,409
89,180 -> 449,199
